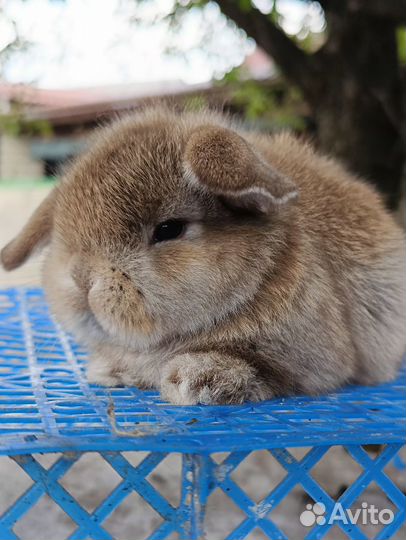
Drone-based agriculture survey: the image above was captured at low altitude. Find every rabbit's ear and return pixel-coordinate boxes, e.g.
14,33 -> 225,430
1,188 -> 56,271
184,126 -> 297,214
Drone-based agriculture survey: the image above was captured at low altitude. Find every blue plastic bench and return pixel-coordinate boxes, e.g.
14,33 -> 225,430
0,288 -> 404,540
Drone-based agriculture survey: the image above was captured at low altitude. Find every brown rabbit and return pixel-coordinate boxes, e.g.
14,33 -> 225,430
1,107 -> 405,404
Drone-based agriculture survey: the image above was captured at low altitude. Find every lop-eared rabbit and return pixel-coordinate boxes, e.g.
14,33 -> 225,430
2,108 -> 405,404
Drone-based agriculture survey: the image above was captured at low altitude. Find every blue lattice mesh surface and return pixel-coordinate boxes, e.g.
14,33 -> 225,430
0,288 -> 405,456
0,288 -> 405,540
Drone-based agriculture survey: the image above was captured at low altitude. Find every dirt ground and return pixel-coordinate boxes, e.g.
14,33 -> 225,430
0,186 -> 405,540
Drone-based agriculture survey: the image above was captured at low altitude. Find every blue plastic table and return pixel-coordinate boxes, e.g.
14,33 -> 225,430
0,288 -> 404,539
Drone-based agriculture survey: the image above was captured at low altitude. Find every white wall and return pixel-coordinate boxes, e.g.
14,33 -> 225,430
0,134 -> 44,180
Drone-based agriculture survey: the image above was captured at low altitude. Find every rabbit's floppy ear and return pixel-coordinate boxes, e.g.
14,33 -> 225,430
184,126 -> 297,214
1,188 -> 57,271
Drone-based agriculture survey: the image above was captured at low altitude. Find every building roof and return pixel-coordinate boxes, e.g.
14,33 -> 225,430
0,80 -> 220,126
0,48 -> 276,127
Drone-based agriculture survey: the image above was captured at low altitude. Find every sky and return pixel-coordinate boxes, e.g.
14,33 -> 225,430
0,0 -> 325,89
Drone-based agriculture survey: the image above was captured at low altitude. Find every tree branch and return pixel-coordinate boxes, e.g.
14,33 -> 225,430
350,0 -> 406,22
318,0 -> 406,23
216,0 -> 322,102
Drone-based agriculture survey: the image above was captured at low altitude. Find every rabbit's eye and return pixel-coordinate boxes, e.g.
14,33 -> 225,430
153,220 -> 186,243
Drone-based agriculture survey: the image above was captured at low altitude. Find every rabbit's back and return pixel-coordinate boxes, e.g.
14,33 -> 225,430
256,132 -> 405,386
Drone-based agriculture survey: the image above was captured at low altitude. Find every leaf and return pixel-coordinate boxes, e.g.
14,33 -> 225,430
238,0 -> 253,13
397,26 -> 406,65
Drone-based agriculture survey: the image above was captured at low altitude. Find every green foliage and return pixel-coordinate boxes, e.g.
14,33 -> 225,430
0,103 -> 53,137
237,0 -> 253,13
269,0 -> 279,23
397,26 -> 406,65
221,66 -> 306,131
0,178 -> 56,190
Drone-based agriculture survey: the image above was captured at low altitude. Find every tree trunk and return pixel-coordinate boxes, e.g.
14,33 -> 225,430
311,12 -> 405,210
216,0 -> 405,210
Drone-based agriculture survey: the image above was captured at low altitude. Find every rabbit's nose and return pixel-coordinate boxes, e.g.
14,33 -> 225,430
71,261 -> 91,293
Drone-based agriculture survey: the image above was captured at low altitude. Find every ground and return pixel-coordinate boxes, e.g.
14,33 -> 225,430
0,186 -> 404,540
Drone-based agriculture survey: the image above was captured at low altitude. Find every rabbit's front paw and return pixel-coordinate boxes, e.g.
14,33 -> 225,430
87,362 -> 122,387
161,353 -> 267,405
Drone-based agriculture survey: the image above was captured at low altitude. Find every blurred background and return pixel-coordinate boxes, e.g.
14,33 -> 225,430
1,0 -> 405,288
0,1 -> 405,539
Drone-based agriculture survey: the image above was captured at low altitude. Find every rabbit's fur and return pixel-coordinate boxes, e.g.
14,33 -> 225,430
2,107 -> 405,404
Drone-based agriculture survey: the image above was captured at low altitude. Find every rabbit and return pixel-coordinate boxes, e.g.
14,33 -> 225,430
1,107 -> 405,405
